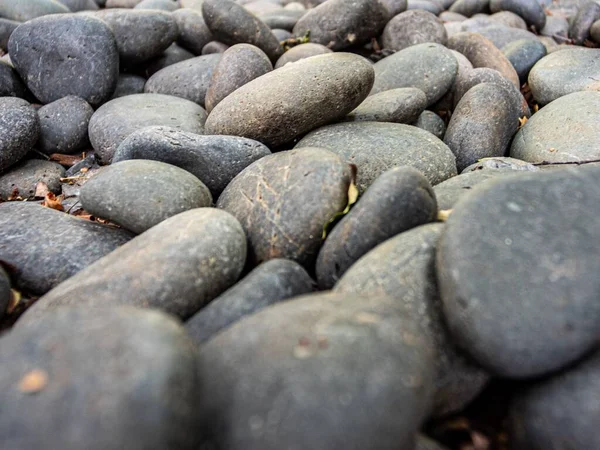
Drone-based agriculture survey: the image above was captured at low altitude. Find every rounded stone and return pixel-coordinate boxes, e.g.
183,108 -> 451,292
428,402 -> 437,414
502,39 -> 547,84
489,0 -> 546,30
461,156 -> 538,173
413,110 -> 446,139
205,53 -> 374,148
0,18 -> 20,52
511,91 -> 600,164
144,54 -> 221,108
0,98 -> 39,174
541,15 -> 570,39
380,0 -> 407,17
134,0 -> 178,10
449,0 -> 490,17
568,1 -> 600,44
490,10 -> 528,29
274,43 -> 332,69
137,43 -> 195,78
8,14 -> 119,107
202,41 -> 229,55
88,93 -> 207,164
592,19 -> 600,43
476,25 -> 541,50
37,96 -> 93,155
0,0 -> 70,22
80,160 -> 213,234
0,266 -> 8,320
0,159 -> 65,200
173,8 -> 213,56
0,61 -> 27,99
371,43 -> 458,106
205,44 -> 272,113
407,0 -> 442,15
437,165 -> 600,378
296,122 -> 457,192
272,28 -> 292,41
110,74 -> 146,99
58,0 -> 99,11
381,10 -> 447,51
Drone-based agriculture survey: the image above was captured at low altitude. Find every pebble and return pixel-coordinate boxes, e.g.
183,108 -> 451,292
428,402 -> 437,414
292,0 -> 389,50
88,93 -> 207,164
371,43 -> 459,106
528,48 -> 600,106
407,0 -> 442,15
205,44 -> 272,113
380,0 -> 407,17
113,126 -> 270,198
381,10 -> 447,51
205,53 -> 373,147
274,43 -> 332,68
0,18 -> 20,51
110,74 -> 146,99
37,96 -> 93,155
134,0 -> 178,10
502,39 -> 547,84
1,307 -> 202,450
185,258 -> 314,344
144,54 -> 221,107
0,0 -> 69,22
271,28 -> 292,41
58,0 -> 99,11
437,165 -> 600,378
489,0 -> 546,31
592,19 -> 600,42
20,208 -> 247,321
0,203 -> 132,295
541,15 -> 570,39
568,1 -> 600,45
0,159 -> 65,200
461,156 -> 538,173
202,0 -> 283,63
217,147 -> 350,267
476,25 -> 540,49
449,0 -> 490,17
0,266 -> 8,320
346,87 -> 427,124
80,160 -> 213,234
490,11 -> 528,29
172,8 -> 213,56
202,40 -> 229,55
196,292 -> 436,450
511,91 -> 600,164
296,122 -> 457,192
8,14 -> 119,107
413,110 -> 446,139
0,98 -> 39,173
137,43 -> 195,78
316,167 -> 437,289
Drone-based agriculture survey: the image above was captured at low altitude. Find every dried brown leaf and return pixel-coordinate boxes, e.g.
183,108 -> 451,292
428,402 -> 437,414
34,181 -> 50,199
41,192 -> 64,212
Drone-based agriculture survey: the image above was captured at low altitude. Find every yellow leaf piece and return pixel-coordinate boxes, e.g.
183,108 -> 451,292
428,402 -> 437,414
322,165 -> 359,239
518,116 -> 528,129
437,209 -> 453,222
6,289 -> 21,314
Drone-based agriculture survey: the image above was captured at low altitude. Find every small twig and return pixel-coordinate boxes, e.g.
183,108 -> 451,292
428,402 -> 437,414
532,159 -> 600,166
31,149 -> 50,160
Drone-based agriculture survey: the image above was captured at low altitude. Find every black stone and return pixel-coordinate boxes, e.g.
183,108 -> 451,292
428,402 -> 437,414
38,96 -> 93,155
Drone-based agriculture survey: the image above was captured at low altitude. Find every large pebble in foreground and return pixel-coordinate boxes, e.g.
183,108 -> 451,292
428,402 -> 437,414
0,307 -> 201,450
8,14 -> 119,106
437,166 -> 600,378
196,292 -> 436,450
204,53 -> 374,147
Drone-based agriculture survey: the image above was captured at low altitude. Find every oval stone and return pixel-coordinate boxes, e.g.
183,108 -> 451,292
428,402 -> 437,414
274,43 -> 333,69
204,52 -> 374,147
173,8 -> 213,56
489,0 -> 546,31
37,96 -> 93,155
345,87 -> 428,124
0,0 -> 69,22
0,61 -> 27,98
413,110 -> 446,139
0,159 -> 65,200
381,10 -> 447,51
0,98 -> 39,173
137,43 -> 195,78
449,0 -> 490,17
502,39 -> 547,84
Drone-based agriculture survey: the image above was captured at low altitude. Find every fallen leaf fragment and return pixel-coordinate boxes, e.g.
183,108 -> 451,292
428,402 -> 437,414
41,192 -> 64,211
518,116 -> 528,129
322,164 -> 359,239
49,153 -> 83,167
438,209 -> 453,222
6,289 -> 21,315
18,369 -> 48,394
34,181 -> 50,199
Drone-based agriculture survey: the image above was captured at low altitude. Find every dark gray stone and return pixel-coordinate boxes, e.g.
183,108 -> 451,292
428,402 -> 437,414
489,0 -> 546,30
509,349 -> 600,450
217,148 -> 350,268
113,126 -> 270,198
57,0 -> 99,11
0,159 -> 65,200
461,156 -> 538,173
202,0 -> 283,62
173,8 -> 213,55
528,48 -> 600,106
93,9 -> 178,66
38,96 -> 93,155
449,0 -> 490,17
346,87 -> 427,124
196,292 -> 436,450
437,166 -> 600,378
88,93 -> 207,164
274,42 -> 332,69
569,1 -> 600,44
0,203 -> 132,295
20,208 -> 246,321
0,0 -> 69,22
185,258 -> 314,344
382,10 -> 447,51
476,25 -> 540,49
0,265 -> 8,319
201,40 -> 229,55
205,53 -> 373,147
0,61 -> 27,99
0,98 -> 39,174
592,19 -> 600,43
447,32 -> 520,88
110,74 -> 146,99
413,110 -> 446,139
371,43 -> 458,106
8,14 -> 119,107
205,44 -> 272,113
134,0 -> 178,10
503,39 -> 547,84
2,307 -> 201,450
137,43 -> 195,78
445,83 -> 521,172
297,122 -> 457,192
0,18 -> 20,51
317,167 -> 437,289
292,0 -> 389,50
145,54 -> 221,108
336,224 -> 490,417
80,160 -> 212,234
511,91 -> 600,164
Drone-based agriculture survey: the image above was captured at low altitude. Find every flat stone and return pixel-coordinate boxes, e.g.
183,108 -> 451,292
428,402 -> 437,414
0,159 -> 65,200
185,258 -> 314,344
489,0 -> 546,30
113,126 -> 270,198
1,307 -> 201,450
80,160 -> 213,234
502,39 -> 547,84
145,54 -> 221,107
274,43 -> 332,69
0,0 -> 69,22
173,8 -> 213,55
346,87 -> 427,124
205,44 -> 272,113
381,10 -> 447,51
296,122 -> 457,192
528,48 -> 600,106
196,292 -> 436,450
317,167 -> 437,289
19,208 -> 247,321
0,98 -> 38,174
38,96 -> 93,155
205,53 -> 373,147
8,14 -> 119,106
217,147 -> 351,267
371,43 -> 458,106
0,203 -> 132,295
511,91 -> 600,164
413,110 -> 446,139
88,93 -> 207,164
437,165 -> 600,378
